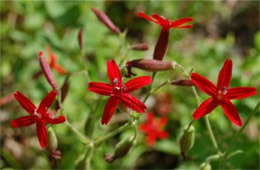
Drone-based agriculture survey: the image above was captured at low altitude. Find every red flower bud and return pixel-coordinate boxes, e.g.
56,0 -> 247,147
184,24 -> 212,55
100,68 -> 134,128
78,28 -> 84,51
39,51 -> 59,91
130,43 -> 149,51
55,76 -> 70,110
91,7 -> 120,34
126,59 -> 175,77
171,79 -> 194,86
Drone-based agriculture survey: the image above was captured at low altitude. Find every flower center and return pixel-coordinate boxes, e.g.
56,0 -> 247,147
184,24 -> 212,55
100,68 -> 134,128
33,109 -> 42,118
216,86 -> 227,101
111,78 -> 126,96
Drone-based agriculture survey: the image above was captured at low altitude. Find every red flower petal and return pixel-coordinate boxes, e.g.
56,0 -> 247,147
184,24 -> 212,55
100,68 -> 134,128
175,25 -> 193,29
14,91 -> 36,115
158,117 -> 168,127
192,97 -> 219,119
227,87 -> 257,100
139,124 -> 149,132
147,133 -> 156,146
107,60 -> 122,85
11,115 -> 36,128
191,73 -> 217,96
147,112 -> 154,124
125,76 -> 152,93
151,14 -> 166,25
171,17 -> 193,27
220,99 -> 242,126
37,90 -> 57,114
46,45 -> 56,67
138,12 -> 157,23
53,64 -> 67,75
158,131 -> 168,139
120,93 -> 146,113
88,82 -> 113,96
43,115 -> 66,124
217,59 -> 232,88
101,97 -> 119,125
36,121 -> 48,148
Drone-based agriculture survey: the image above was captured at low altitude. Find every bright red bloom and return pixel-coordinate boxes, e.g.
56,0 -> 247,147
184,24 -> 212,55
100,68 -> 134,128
11,90 -> 66,148
139,112 -> 168,146
138,12 -> 193,60
191,59 -> 257,126
46,45 -> 67,75
88,60 -> 152,125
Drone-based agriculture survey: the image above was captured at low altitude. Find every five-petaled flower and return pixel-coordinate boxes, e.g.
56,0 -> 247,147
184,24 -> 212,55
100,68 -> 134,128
138,12 -> 193,60
46,45 -> 67,75
11,90 -> 66,148
88,60 -> 152,125
139,112 -> 168,146
191,59 -> 257,126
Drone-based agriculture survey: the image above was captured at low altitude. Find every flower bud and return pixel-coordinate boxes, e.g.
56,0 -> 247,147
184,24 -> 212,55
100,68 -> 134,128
153,29 -> 169,60
126,59 -> 175,77
55,76 -> 70,110
39,51 -> 59,92
130,43 -> 149,51
105,136 -> 134,162
91,7 -> 120,34
180,125 -> 195,159
171,79 -> 194,86
47,127 -> 58,153
78,28 -> 84,51
200,162 -> 212,170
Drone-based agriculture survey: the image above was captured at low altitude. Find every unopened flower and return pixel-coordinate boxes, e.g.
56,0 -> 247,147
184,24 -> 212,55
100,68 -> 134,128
11,90 -> 66,148
139,112 -> 168,146
126,59 -> 175,77
39,51 -> 59,91
130,43 -> 149,51
138,12 -> 193,60
191,59 -> 257,126
78,28 -> 84,51
171,79 -> 194,86
91,7 -> 121,34
88,60 -> 151,125
105,136 -> 134,162
46,45 -> 67,75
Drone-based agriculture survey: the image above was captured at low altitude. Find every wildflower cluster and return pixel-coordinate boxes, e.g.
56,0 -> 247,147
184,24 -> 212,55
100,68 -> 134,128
8,7 -> 258,169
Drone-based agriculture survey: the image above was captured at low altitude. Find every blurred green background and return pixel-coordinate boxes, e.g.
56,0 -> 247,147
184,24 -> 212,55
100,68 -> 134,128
0,1 -> 259,169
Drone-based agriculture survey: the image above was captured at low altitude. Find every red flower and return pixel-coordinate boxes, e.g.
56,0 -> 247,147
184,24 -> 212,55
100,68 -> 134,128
88,60 -> 152,125
138,12 -> 193,60
191,59 -> 257,126
46,45 -> 67,75
11,90 -> 66,148
139,112 -> 168,146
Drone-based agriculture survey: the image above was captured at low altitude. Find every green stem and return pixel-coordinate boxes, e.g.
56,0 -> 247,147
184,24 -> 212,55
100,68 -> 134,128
220,100 -> 260,168
143,72 -> 157,104
191,86 -> 220,152
94,121 -> 132,146
65,121 -> 91,145
80,46 -> 90,83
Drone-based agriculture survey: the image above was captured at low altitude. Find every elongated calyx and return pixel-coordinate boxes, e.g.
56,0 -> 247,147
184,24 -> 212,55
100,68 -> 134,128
78,28 -> 84,51
126,59 -> 175,77
39,51 -> 59,92
180,125 -> 195,159
171,79 -> 194,86
105,136 -> 134,162
130,43 -> 149,51
47,127 -> 58,153
91,7 -> 121,34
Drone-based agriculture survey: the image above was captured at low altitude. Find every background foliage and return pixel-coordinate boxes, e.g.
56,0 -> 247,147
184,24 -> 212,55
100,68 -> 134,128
0,1 -> 259,169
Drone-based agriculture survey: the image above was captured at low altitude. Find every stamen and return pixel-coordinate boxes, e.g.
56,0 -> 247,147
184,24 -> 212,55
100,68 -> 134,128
33,109 -> 42,118
113,78 -> 118,85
